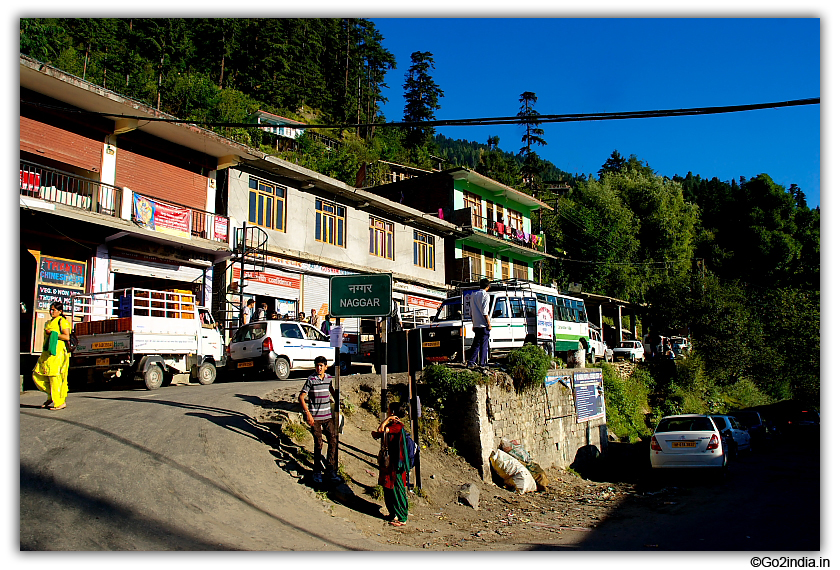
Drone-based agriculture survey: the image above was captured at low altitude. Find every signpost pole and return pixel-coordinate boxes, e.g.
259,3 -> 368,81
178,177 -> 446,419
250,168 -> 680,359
333,317 -> 341,467
380,317 -> 388,420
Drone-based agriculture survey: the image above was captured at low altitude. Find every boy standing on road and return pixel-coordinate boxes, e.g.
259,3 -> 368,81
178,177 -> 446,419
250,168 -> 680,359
298,356 -> 340,485
466,278 -> 492,367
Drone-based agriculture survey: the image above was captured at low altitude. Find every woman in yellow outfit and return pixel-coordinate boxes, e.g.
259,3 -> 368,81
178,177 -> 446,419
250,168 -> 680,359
32,302 -> 71,410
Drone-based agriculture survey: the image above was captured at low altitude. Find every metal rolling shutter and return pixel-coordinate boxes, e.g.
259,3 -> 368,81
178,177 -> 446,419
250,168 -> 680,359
310,274 -> 359,333
110,256 -> 205,282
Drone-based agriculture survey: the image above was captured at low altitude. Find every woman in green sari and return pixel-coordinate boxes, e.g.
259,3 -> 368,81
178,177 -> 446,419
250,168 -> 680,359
32,302 -> 71,410
371,402 -> 410,526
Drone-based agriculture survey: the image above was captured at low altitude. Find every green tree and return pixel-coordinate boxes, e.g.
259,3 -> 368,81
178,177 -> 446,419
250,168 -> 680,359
402,51 -> 443,149
517,91 -> 547,195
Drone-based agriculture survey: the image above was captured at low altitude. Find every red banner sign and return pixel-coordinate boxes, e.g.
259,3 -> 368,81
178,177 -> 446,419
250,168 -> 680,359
233,267 -> 300,290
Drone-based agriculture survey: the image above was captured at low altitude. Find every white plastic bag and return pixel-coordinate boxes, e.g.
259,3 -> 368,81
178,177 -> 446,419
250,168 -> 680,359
489,449 -> 537,494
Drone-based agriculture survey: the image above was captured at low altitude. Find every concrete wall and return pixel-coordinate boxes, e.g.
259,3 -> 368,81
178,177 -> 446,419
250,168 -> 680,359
457,369 -> 609,480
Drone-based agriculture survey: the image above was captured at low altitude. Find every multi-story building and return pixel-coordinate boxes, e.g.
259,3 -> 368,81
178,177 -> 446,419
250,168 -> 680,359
223,158 -> 464,336
19,55 -> 463,369
364,167 -> 554,284
19,55 -> 240,365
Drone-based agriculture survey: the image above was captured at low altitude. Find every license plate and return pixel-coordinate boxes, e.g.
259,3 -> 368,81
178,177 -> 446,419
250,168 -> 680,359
423,341 -> 441,348
238,361 -> 254,368
672,441 -> 696,448
96,357 -> 109,366
92,341 -> 114,349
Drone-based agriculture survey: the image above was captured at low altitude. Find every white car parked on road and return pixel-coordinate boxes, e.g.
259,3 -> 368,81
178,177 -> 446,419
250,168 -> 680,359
710,414 -> 752,458
612,340 -> 645,362
650,414 -> 728,472
227,320 -> 335,380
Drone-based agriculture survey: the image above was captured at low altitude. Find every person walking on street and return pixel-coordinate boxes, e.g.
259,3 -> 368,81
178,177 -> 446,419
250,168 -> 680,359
371,402 -> 411,526
32,302 -> 71,410
241,299 -> 254,325
466,278 -> 492,367
298,355 -> 341,485
309,308 -> 320,329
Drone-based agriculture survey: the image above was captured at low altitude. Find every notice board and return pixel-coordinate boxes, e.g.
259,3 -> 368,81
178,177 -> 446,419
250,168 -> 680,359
573,370 -> 605,423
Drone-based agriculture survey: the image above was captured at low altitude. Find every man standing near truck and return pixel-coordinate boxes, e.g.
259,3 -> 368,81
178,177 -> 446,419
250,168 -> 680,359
466,278 -> 492,367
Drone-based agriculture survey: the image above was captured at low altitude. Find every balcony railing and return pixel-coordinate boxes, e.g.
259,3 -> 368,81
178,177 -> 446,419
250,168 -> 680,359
20,160 -> 230,244
20,159 -> 122,217
472,216 -> 547,253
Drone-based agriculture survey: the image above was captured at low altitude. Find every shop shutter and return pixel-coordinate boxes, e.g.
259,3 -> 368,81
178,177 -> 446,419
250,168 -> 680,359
110,256 -> 205,282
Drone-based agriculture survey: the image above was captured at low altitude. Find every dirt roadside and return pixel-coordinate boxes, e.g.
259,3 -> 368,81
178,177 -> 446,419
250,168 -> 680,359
252,370 -> 646,551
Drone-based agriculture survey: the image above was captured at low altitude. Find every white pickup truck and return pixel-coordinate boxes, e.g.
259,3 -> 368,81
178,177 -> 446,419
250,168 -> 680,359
70,288 -> 225,389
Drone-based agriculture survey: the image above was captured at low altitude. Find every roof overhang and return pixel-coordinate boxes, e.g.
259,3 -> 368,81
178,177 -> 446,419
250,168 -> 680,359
20,55 -> 263,163
445,168 -> 553,211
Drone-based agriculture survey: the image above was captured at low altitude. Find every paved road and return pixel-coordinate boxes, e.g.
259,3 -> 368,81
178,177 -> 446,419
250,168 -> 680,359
20,376 -> 396,551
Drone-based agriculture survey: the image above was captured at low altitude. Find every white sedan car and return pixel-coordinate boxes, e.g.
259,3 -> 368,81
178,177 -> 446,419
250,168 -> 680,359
650,414 -> 727,471
612,340 -> 645,362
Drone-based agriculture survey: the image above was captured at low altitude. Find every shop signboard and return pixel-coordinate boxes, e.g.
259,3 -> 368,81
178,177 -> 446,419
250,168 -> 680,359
39,256 -> 85,289
29,252 -> 87,353
35,284 -> 84,312
213,215 -> 228,242
572,370 -> 605,423
133,193 -> 192,239
329,274 -> 392,318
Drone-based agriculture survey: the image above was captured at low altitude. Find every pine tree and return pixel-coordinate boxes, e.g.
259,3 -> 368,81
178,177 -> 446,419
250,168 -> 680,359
402,51 -> 444,149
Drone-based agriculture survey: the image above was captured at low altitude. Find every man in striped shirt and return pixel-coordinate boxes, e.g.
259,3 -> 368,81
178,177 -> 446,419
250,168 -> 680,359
298,356 -> 340,485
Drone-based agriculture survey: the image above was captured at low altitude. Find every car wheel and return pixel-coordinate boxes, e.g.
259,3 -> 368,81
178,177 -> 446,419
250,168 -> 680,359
197,362 -> 217,385
143,365 -> 164,390
727,437 -> 738,460
274,357 -> 291,380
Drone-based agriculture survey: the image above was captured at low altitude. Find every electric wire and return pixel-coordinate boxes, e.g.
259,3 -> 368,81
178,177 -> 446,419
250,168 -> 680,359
20,97 -> 819,131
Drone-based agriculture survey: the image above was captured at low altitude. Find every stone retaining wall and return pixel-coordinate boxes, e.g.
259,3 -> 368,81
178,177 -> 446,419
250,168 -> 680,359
458,367 -> 609,480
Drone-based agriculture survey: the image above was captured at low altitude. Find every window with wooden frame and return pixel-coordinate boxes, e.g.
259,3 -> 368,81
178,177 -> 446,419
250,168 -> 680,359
512,258 -> 528,280
462,246 -> 482,280
484,251 -> 495,279
413,230 -> 435,270
501,256 -> 510,280
315,198 -> 346,247
248,178 -> 287,231
485,199 -> 495,231
509,210 -> 524,233
463,191 -> 483,228
369,216 -> 395,260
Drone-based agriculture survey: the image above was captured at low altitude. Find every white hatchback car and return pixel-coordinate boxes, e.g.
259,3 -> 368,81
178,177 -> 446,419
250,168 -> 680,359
650,414 -> 727,471
227,320 -> 335,380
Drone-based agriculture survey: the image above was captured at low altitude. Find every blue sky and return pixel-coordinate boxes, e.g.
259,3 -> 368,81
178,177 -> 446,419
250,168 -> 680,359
371,18 -> 820,208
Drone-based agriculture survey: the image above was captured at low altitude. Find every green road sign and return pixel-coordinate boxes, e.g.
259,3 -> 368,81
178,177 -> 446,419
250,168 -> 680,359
329,274 -> 392,317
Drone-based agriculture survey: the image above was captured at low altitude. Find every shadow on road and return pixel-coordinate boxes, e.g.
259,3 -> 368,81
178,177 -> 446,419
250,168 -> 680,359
20,463 -> 236,551
20,403 -> 369,551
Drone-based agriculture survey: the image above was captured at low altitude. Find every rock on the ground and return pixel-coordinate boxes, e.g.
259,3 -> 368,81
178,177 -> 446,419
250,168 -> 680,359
458,483 -> 480,509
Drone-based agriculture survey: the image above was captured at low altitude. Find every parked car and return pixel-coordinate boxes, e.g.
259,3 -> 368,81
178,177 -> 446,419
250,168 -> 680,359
710,415 -> 752,458
729,410 -> 773,447
650,414 -> 728,472
612,340 -> 644,362
226,320 -> 335,380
